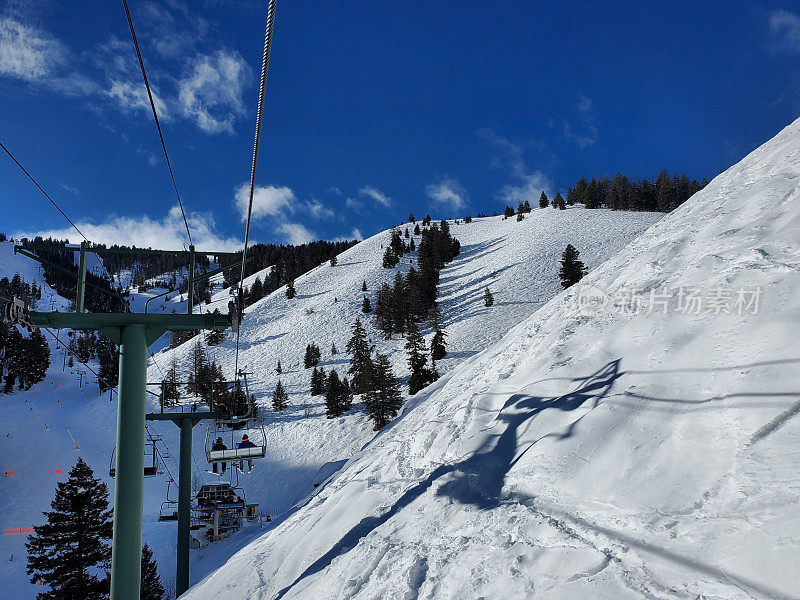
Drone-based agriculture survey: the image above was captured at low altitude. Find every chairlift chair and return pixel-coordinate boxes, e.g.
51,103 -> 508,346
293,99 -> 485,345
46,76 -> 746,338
205,375 -> 266,465
109,439 -> 159,478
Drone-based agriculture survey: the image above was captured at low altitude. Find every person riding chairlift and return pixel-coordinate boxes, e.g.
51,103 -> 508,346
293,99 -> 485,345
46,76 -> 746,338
211,437 -> 227,474
237,434 -> 256,472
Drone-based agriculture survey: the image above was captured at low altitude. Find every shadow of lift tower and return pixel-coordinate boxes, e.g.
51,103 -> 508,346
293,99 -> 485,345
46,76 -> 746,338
5,241 -> 244,600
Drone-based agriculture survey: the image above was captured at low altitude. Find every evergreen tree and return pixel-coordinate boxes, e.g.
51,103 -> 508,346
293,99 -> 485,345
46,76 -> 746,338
304,343 -> 321,368
272,380 -> 289,411
553,191 -> 566,210
250,277 -> 264,302
331,342 -> 337,355
310,367 -> 327,396
503,205 -> 515,218
559,244 -> 587,289
276,360 -> 282,374
362,295 -> 372,313
414,224 -> 421,235
364,354 -> 402,430
362,280 -> 367,292
523,200 -> 532,213
430,327 -> 447,361
26,458 -> 113,600
329,254 -> 338,267
408,212 -> 416,223
140,544 -> 165,600
484,287 -> 494,307
162,357 -> 181,407
516,212 -> 524,222
346,319 -> 374,394
206,310 -> 226,345
325,369 -> 349,418
285,279 -> 296,299
539,191 -> 549,208
405,322 -> 430,395
382,246 -> 399,268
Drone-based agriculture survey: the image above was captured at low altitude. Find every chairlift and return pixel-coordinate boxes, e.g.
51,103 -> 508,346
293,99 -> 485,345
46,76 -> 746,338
109,438 -> 158,478
205,374 -> 266,465
158,478 -> 179,522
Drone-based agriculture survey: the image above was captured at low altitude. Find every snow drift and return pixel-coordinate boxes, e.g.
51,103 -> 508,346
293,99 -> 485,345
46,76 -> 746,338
183,120 -> 800,600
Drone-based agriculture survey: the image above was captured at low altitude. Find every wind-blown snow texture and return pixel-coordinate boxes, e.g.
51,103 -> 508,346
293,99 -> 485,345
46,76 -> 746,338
0,204 -> 659,597
182,121 -> 800,600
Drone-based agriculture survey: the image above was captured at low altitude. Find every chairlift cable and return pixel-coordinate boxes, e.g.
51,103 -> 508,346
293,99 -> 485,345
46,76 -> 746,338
234,0 -> 278,378
121,0 -> 193,246
0,139 -> 88,242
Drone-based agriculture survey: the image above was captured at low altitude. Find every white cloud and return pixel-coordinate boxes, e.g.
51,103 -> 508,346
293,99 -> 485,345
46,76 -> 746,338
769,10 -> 800,53
330,228 -> 362,242
58,182 -> 79,194
425,177 -> 468,211
17,205 -> 241,251
576,94 -> 593,115
498,172 -> 553,207
235,183 -> 295,221
106,79 -> 171,119
0,17 -> 64,81
563,121 -> 597,149
359,185 -> 391,207
276,222 -> 315,245
478,128 -> 552,205
305,199 -> 334,220
345,197 -> 363,212
178,49 -> 250,134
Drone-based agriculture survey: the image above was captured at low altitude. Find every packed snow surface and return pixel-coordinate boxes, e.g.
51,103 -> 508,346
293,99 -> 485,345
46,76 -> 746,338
0,201 -> 659,596
181,120 -> 800,600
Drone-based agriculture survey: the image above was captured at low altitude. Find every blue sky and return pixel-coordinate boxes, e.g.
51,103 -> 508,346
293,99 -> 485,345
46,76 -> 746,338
1,0 -> 799,250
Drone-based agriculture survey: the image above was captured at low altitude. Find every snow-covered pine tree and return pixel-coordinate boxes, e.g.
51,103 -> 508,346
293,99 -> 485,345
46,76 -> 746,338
272,380 -> 289,411
484,287 -> 494,307
140,544 -> 165,600
26,458 -> 113,600
364,353 -> 402,430
346,318 -> 374,394
559,244 -> 587,289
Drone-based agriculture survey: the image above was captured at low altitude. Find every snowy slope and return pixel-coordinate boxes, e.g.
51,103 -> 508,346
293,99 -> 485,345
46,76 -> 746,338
182,120 -> 800,600
0,205 -> 659,597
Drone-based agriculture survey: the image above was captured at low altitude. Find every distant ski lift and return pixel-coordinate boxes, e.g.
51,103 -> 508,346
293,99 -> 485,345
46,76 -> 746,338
109,439 -> 158,478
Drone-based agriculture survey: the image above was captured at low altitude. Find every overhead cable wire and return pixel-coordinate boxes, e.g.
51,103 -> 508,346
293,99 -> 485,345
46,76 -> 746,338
0,139 -> 88,242
235,0 -> 278,377
121,0 -> 192,246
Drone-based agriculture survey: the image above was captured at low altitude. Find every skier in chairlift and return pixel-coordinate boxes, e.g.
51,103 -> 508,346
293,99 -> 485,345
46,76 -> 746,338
211,437 -> 227,474
237,434 -> 256,472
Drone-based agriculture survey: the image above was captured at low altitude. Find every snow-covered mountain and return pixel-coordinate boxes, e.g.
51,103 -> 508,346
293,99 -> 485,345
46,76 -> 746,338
180,119 -> 800,600
0,204 -> 660,597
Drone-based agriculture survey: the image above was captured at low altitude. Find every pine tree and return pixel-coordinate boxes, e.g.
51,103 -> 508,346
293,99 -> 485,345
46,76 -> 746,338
559,244 -> 586,289
364,354 -> 402,430
140,544 -> 165,600
408,212 -> 416,223
346,319 -> 374,394
362,280 -> 367,292
273,380 -> 289,411
503,205 -> 515,218
382,246 -> 398,268
276,360 -> 282,374
162,356 -> 180,407
553,191 -> 566,210
362,295 -> 372,313
304,343 -> 321,368
329,254 -> 338,267
516,211 -> 524,222
414,224 -> 421,235
430,327 -> 447,361
325,370 -> 349,418
484,287 -> 494,307
539,191 -> 549,208
331,342 -> 337,355
405,322 -> 430,395
285,279 -> 296,299
310,367 -> 326,396
523,200 -> 532,213
26,458 -> 113,600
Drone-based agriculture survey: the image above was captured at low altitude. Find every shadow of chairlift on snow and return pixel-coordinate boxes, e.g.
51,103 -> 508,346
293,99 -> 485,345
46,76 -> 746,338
272,360 -> 622,600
